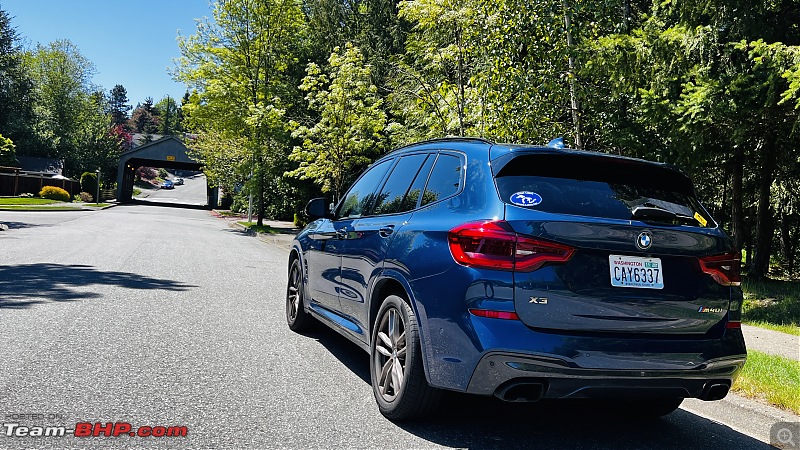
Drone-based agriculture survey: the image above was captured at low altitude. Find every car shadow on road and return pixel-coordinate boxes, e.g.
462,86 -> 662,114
0,263 -> 197,309
306,322 -> 773,450
0,221 -> 54,229
297,322 -> 371,384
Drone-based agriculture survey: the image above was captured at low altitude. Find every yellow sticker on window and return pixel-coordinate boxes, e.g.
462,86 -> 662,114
694,212 -> 708,227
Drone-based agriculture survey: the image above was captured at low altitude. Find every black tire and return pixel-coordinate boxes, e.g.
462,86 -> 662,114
370,294 -> 441,421
286,258 -> 313,332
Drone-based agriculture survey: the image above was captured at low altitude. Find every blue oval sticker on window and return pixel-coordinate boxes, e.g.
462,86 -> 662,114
510,191 -> 542,207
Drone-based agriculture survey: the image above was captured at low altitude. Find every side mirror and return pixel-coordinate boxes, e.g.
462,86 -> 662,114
305,197 -> 333,220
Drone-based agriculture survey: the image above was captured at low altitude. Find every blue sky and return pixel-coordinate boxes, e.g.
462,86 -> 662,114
2,0 -> 213,107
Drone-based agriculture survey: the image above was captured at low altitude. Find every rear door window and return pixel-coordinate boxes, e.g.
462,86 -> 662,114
370,154 -> 430,215
421,153 -> 463,206
494,153 -> 714,227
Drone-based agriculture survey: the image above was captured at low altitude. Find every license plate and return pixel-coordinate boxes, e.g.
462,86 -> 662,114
609,255 -> 664,289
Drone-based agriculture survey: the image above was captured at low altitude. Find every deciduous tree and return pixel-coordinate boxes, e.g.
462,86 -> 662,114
287,43 -> 386,201
175,0 -> 307,225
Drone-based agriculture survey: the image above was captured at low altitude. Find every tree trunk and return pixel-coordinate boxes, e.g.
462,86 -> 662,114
622,0 -> 632,33
750,141 -> 776,279
257,147 -> 265,228
730,146 -> 745,250
563,0 -> 582,149
780,210 -> 797,276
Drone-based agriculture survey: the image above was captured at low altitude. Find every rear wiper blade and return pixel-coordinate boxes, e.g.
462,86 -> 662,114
631,206 -> 698,225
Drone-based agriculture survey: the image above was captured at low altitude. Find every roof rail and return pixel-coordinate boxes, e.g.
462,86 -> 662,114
392,136 -> 495,152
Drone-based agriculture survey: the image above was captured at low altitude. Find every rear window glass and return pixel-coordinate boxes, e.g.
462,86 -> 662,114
494,154 -> 714,227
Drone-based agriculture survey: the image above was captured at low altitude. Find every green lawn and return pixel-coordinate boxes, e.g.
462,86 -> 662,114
732,350 -> 800,414
0,197 -> 60,205
742,277 -> 800,335
0,205 -> 82,211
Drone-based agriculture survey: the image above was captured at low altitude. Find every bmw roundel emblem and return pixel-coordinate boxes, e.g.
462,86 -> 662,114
636,231 -> 653,250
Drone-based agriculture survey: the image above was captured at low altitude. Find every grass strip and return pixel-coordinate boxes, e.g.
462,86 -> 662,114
731,350 -> 800,415
744,321 -> 800,336
0,205 -> 82,211
238,221 -> 280,234
0,198 -> 60,205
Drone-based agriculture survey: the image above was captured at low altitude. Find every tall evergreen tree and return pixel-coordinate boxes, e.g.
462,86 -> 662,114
0,7 -> 38,156
108,84 -> 131,128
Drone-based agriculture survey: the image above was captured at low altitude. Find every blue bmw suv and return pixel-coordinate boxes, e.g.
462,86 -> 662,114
287,138 -> 746,421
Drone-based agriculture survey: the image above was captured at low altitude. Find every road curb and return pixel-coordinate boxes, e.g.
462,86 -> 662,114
228,220 -> 294,252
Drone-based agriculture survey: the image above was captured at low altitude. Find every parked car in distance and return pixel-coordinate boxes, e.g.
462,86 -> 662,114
160,179 -> 174,189
287,137 -> 746,421
174,177 -> 184,185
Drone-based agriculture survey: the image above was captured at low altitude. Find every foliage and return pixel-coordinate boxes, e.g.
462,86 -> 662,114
108,84 -> 131,127
76,192 -> 94,202
0,8 -> 39,157
293,212 -> 307,228
287,44 -> 386,201
175,0 -> 307,226
391,0 -> 482,140
129,97 -> 160,134
577,1 -> 800,279
39,185 -> 71,202
80,171 -> 98,195
0,133 -> 15,166
155,96 -> 181,135
15,38 -> 126,180
135,166 -> 158,181
22,40 -> 96,172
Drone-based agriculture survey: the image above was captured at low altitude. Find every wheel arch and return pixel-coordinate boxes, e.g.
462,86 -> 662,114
368,271 -> 435,386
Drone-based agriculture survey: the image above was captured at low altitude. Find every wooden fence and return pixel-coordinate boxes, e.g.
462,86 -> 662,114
0,171 -> 81,198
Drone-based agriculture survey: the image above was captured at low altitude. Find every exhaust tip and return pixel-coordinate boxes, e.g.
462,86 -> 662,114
495,381 -> 545,402
701,382 -> 730,401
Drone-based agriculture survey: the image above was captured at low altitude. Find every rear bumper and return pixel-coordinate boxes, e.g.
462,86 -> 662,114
466,350 -> 746,401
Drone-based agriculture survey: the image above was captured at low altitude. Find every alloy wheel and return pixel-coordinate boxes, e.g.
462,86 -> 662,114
373,306 -> 407,402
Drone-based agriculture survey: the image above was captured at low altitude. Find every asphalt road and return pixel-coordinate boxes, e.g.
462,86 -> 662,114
137,172 -> 207,206
0,205 -> 795,449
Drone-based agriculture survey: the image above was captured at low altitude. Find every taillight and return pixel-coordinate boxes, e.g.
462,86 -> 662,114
448,220 -> 574,272
699,252 -> 741,286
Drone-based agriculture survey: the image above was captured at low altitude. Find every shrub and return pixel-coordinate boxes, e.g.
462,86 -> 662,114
80,172 -> 98,195
39,186 -> 71,202
158,168 -> 168,179
294,212 -> 308,228
135,166 -> 157,181
78,191 -> 94,202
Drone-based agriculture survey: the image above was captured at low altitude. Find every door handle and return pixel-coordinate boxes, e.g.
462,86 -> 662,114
379,225 -> 395,237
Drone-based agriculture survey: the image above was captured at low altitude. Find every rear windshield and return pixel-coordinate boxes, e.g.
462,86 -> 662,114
494,153 -> 715,227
